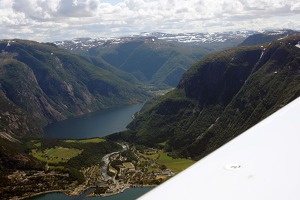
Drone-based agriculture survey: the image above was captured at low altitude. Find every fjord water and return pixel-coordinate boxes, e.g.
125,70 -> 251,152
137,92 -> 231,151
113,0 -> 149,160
44,103 -> 144,139
29,187 -> 153,200
39,103 -> 151,200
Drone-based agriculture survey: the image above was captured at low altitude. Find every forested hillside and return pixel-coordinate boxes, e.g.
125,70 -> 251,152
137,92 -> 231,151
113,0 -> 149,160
55,32 -> 252,89
89,38 -> 208,88
0,40 -> 147,140
109,34 -> 300,159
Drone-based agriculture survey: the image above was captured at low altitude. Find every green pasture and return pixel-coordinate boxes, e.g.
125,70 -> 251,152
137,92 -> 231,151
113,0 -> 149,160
31,147 -> 83,164
157,151 -> 195,173
137,151 -> 159,160
65,138 -> 105,143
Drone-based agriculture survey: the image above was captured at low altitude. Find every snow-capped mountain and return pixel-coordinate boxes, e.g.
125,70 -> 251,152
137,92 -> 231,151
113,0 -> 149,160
53,31 -> 257,51
139,31 -> 257,43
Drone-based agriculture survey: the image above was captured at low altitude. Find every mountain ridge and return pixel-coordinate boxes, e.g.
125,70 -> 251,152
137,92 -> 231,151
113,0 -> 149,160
86,38 -> 209,88
108,34 -> 300,159
54,31 -> 258,89
54,30 -> 257,50
0,39 -> 148,140
239,29 -> 299,46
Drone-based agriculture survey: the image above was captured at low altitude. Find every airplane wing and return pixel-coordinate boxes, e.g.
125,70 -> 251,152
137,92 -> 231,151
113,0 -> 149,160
139,97 -> 300,200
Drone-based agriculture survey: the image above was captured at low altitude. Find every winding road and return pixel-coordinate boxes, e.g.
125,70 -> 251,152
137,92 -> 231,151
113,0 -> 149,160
101,143 -> 128,181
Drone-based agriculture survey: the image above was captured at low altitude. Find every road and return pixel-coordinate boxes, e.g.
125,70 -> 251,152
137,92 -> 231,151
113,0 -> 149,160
101,143 -> 128,181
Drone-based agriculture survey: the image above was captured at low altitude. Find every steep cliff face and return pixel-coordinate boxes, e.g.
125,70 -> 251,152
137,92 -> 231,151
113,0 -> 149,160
0,40 -> 148,140
187,35 -> 300,158
0,88 -> 40,139
110,34 -> 300,159
178,46 -> 262,105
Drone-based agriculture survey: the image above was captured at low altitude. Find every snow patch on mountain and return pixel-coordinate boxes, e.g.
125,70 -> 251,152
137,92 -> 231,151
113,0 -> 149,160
53,31 -> 257,51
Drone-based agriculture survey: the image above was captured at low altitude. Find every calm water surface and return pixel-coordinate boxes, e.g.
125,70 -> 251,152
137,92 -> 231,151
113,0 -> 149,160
44,103 -> 144,139
40,103 -> 150,199
29,187 -> 153,200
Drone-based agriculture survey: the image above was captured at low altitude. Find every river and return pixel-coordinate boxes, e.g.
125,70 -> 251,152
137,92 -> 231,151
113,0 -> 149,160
44,103 -> 144,139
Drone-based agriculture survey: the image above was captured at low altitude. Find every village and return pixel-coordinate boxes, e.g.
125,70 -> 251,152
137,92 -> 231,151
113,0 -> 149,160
71,144 -> 176,197
1,140 -> 194,199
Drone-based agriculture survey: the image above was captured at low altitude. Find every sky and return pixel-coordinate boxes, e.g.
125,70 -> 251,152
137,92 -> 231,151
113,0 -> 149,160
0,0 -> 299,42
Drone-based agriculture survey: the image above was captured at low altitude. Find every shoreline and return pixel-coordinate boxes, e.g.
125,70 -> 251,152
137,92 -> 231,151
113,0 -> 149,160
19,189 -> 68,200
91,185 -> 156,197
20,185 -> 156,199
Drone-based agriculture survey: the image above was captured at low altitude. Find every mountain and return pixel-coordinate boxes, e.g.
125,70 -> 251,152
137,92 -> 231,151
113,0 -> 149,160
140,31 -> 256,48
54,31 -> 255,89
108,34 -> 300,159
239,29 -> 299,46
89,38 -> 209,88
0,39 -> 148,141
54,31 -> 256,51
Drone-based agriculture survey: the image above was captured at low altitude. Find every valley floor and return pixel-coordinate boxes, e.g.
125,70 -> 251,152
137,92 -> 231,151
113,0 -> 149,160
0,138 -> 195,199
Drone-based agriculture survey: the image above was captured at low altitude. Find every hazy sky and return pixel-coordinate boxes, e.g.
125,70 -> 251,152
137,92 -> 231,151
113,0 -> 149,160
0,0 -> 299,42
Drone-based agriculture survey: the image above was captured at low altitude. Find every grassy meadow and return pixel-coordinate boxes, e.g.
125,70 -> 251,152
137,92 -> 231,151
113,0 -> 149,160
157,151 -> 195,173
64,138 -> 106,144
31,147 -> 83,164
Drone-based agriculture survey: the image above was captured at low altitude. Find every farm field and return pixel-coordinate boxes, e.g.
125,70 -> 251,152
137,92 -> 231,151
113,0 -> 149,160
137,151 -> 159,160
31,147 -> 83,164
65,138 -> 106,143
29,137 -> 109,166
157,151 -> 195,173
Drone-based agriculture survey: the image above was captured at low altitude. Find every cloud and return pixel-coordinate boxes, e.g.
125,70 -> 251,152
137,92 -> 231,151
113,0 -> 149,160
12,0 -> 56,20
0,0 -> 299,41
57,0 -> 99,17
291,2 -> 300,13
12,0 -> 99,19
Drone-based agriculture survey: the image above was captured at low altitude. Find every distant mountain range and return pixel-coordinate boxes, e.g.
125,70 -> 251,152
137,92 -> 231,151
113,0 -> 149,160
54,30 -> 298,89
54,30 -> 299,51
108,34 -> 300,160
54,31 -> 257,50
54,31 -> 258,89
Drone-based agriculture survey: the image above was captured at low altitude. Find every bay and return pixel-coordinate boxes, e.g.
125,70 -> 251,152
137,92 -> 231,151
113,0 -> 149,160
44,103 -> 144,139
28,187 -> 153,200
